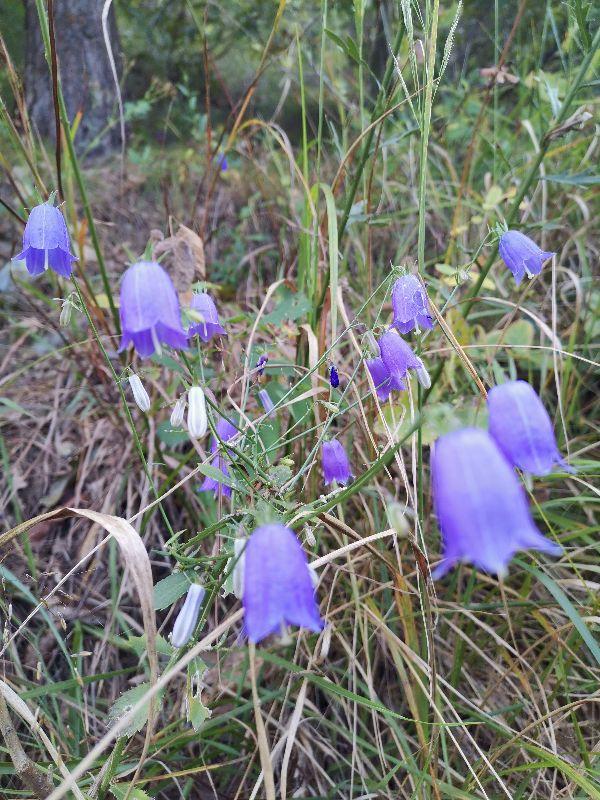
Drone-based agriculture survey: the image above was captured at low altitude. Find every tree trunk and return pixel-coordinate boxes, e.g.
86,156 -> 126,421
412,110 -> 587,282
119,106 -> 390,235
24,0 -> 120,153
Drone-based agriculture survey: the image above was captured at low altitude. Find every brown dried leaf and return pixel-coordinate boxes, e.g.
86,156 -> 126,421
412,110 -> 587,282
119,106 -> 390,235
153,224 -> 206,292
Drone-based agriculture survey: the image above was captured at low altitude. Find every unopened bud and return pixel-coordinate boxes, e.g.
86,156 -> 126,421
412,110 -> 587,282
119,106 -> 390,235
415,360 -> 431,389
171,584 -> 205,648
128,373 -> 151,412
59,300 -> 72,327
305,526 -> 316,547
386,501 -> 409,537
258,389 -> 275,418
170,396 -> 186,428
187,386 -> 207,438
232,538 -> 246,600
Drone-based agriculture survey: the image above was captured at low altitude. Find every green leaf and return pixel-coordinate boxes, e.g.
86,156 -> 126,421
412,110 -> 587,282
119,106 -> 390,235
107,683 -> 158,737
517,560 -> 600,666
153,570 -> 196,611
110,784 -> 151,800
542,171 -> 600,186
262,287 -> 312,326
197,463 -> 239,489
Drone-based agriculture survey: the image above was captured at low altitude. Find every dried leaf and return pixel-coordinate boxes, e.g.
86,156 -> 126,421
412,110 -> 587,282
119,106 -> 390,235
153,224 -> 206,292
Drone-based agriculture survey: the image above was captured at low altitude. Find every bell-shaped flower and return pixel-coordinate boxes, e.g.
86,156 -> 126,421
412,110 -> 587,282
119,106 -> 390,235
199,455 -> 232,499
432,428 -> 562,578
119,261 -> 188,358
171,584 -> 205,648
378,330 -> 422,385
14,202 -> 77,277
366,357 -> 405,401
498,230 -> 554,286
210,416 -> 237,454
188,293 -> 226,342
258,389 -> 275,418
243,523 -> 323,643
322,439 -> 353,486
488,380 -> 574,476
391,274 -> 434,334
256,354 -> 268,375
128,373 -> 150,412
187,386 -> 207,438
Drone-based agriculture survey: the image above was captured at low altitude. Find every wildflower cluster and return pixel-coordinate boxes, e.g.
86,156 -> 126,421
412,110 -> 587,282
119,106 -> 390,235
14,200 -> 569,649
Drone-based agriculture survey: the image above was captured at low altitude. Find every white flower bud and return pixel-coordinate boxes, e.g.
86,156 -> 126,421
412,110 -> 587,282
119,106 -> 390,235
128,373 -> 151,412
364,330 -> 379,357
59,300 -> 72,327
386,501 -> 410,537
187,386 -> 207,438
170,396 -> 186,428
415,359 -> 431,389
232,537 -> 246,600
305,526 -> 316,547
171,584 -> 205,648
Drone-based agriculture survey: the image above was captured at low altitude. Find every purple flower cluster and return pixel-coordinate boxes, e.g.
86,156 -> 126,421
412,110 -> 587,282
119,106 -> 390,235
432,380 -> 570,578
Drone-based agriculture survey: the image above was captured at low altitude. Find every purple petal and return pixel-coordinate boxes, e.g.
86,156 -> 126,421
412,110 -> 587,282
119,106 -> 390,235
322,440 -> 353,485
188,293 -> 226,341
243,523 -> 323,643
48,247 -> 75,277
432,428 -> 562,578
499,231 -> 555,286
378,330 -> 422,384
488,380 -> 574,476
391,274 -> 433,333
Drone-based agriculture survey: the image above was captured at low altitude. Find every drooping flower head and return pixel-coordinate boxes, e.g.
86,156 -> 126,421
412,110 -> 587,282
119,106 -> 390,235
218,154 -> 228,172
329,364 -> 340,388
498,230 -> 555,286
199,454 -> 232,499
391,274 -> 434,334
243,523 -> 323,642
171,584 -> 205,648
119,261 -> 188,358
488,380 -> 574,476
258,389 -> 275,417
211,416 -> 238,453
365,357 -> 405,402
187,293 -> 226,342
322,439 -> 353,486
378,330 -> 422,385
432,428 -> 562,578
14,202 -> 77,277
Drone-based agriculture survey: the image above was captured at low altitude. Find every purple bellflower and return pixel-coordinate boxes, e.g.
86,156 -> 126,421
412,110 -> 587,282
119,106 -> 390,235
366,357 -> 405,402
391,274 -> 434,334
329,364 -> 340,388
256,354 -> 268,375
432,427 -> 562,578
378,330 -> 422,385
119,261 -> 188,358
258,389 -> 275,417
14,202 -> 77,277
243,523 -> 323,643
211,416 -> 238,452
322,440 -> 353,486
199,455 -> 232,499
498,230 -> 555,286
218,154 -> 228,172
188,293 -> 226,342
488,380 -> 574,476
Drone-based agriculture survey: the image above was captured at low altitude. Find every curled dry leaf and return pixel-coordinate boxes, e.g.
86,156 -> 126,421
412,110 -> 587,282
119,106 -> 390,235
153,224 -> 206,294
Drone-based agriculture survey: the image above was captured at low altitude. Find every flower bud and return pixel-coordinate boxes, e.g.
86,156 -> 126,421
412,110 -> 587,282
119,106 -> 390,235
128,373 -> 151,412
188,386 -> 207,438
171,584 -> 205,648
364,330 -> 379,357
386,501 -> 410,537
415,360 -> 431,389
59,299 -> 72,327
232,537 -> 246,600
258,389 -> 275,418
170,396 -> 186,428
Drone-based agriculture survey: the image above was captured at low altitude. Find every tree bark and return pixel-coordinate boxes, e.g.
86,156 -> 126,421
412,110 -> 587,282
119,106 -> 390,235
24,0 -> 120,153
